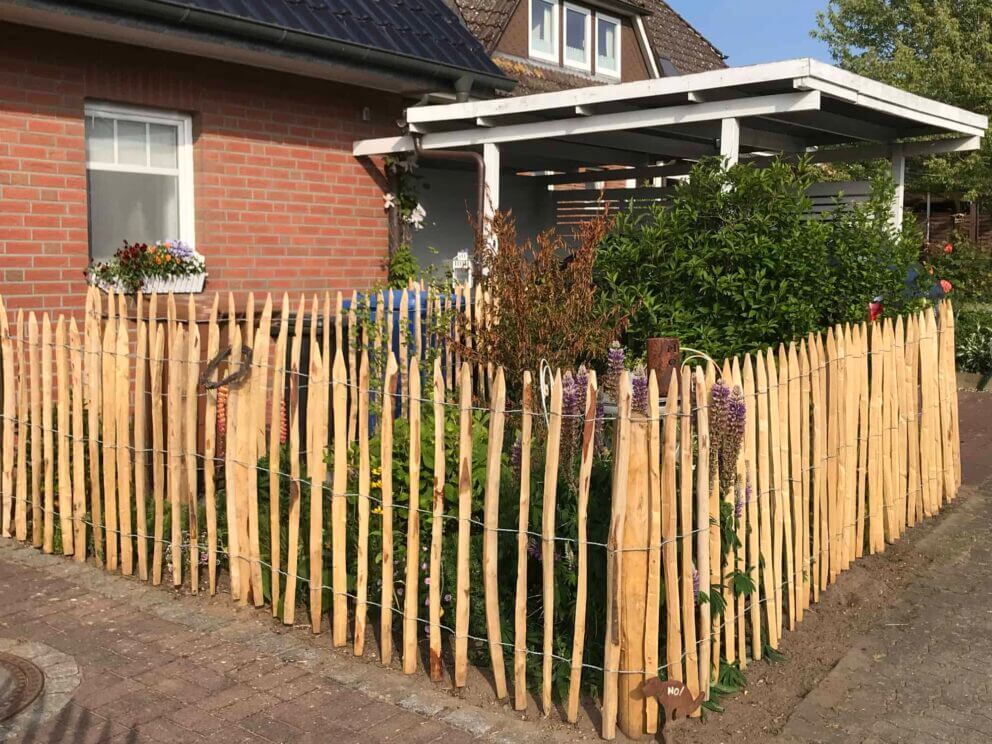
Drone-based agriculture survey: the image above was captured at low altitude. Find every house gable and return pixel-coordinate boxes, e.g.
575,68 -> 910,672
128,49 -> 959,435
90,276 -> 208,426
449,0 -> 725,95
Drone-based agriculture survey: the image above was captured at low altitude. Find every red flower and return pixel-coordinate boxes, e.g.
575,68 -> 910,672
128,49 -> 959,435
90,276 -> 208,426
944,243 -> 954,254
940,279 -> 953,293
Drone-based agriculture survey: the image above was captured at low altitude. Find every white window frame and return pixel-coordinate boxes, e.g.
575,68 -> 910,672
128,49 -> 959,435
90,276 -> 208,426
563,3 -> 592,72
84,101 -> 196,255
596,12 -> 622,79
528,0 -> 560,64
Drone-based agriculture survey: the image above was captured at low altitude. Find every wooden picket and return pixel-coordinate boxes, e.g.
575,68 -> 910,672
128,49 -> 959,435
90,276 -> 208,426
0,291 -> 967,743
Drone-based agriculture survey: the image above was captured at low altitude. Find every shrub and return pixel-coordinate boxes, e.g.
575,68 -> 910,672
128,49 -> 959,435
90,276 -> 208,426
924,238 -> 992,304
470,210 -> 628,382
594,158 -> 921,360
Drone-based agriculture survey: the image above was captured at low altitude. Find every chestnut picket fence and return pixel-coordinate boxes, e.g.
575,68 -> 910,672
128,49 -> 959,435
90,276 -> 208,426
0,288 -> 961,740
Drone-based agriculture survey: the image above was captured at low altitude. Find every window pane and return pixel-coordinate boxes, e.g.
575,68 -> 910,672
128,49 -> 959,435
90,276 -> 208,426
597,18 -> 618,72
117,119 -> 148,167
531,0 -> 555,55
86,116 -> 115,164
87,171 -> 179,262
149,123 -> 179,169
565,8 -> 588,66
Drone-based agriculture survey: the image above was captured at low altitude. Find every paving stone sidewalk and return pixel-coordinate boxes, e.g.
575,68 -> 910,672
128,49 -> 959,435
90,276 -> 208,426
0,548 -> 484,744
778,390 -> 992,744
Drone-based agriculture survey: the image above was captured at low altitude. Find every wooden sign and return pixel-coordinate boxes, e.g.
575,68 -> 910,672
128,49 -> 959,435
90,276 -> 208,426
643,677 -> 705,722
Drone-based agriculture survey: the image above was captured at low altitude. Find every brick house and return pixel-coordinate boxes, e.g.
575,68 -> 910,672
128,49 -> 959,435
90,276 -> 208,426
0,0 -> 725,314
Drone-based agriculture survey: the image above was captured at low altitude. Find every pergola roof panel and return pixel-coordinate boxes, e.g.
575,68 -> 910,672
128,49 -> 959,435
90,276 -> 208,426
354,58 -> 987,166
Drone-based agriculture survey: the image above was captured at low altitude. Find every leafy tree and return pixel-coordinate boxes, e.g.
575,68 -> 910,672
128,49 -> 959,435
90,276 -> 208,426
813,0 -> 992,199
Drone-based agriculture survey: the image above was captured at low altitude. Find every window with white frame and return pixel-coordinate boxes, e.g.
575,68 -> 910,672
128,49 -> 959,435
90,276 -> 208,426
84,103 -> 194,262
529,0 -> 559,63
596,13 -> 621,78
563,3 -> 591,71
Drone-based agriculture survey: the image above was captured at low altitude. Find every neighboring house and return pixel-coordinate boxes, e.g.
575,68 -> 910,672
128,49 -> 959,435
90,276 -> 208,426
0,0 -> 513,315
0,0 -> 727,313
449,0 -> 726,95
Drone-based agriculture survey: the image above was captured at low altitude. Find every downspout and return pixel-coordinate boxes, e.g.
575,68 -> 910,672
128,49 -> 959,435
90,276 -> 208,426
412,134 -> 485,233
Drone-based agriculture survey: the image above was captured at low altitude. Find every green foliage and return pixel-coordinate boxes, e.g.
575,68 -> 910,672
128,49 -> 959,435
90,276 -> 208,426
595,159 -> 921,360
701,660 -> 748,714
954,304 -> 992,377
814,0 -> 992,199
387,243 -> 420,288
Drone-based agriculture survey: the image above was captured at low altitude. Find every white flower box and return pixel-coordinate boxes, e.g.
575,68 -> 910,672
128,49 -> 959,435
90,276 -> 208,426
141,273 -> 207,294
92,272 -> 207,295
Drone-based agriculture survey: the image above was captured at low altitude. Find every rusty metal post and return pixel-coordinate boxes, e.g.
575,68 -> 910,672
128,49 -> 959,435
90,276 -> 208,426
647,338 -> 680,395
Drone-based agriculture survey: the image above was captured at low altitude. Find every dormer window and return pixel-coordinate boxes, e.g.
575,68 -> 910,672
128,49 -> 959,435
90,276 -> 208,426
528,0 -> 622,79
529,0 -> 559,63
563,4 -> 591,72
596,13 -> 621,78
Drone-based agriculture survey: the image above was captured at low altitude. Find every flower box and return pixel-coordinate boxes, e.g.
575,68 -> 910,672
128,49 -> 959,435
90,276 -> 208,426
141,273 -> 207,294
86,240 -> 207,295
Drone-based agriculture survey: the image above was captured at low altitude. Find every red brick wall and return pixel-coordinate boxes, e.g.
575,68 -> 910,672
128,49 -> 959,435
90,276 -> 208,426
0,23 -> 399,317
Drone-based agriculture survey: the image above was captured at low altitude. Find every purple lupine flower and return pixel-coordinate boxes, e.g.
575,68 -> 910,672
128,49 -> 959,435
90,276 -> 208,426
692,567 -> 700,605
510,435 -> 522,481
710,381 -> 747,497
734,484 -> 744,519
527,537 -> 542,560
631,365 -> 648,415
562,371 -> 582,466
710,381 -> 730,456
604,342 -> 625,401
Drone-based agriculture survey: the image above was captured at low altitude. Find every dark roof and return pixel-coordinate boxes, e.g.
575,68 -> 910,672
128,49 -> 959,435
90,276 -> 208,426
158,0 -> 508,80
447,0 -> 518,51
448,0 -> 726,95
639,1 -> 725,74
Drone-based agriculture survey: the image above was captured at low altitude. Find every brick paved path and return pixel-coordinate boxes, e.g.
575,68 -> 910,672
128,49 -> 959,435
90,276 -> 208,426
0,542 -> 573,744
778,391 -> 992,744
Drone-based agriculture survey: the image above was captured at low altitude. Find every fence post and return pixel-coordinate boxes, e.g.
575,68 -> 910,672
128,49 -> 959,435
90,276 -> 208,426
617,393 -> 656,739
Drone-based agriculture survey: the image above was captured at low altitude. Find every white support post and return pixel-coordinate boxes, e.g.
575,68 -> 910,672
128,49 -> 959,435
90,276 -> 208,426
720,117 -> 741,167
891,143 -> 906,228
483,142 -> 500,255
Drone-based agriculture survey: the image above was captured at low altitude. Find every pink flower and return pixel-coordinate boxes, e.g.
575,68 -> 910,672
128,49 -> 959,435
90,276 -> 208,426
944,243 -> 954,254
940,279 -> 953,293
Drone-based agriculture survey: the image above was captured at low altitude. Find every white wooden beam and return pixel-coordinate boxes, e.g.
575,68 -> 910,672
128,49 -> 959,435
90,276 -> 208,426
763,110 -> 897,143
720,118 -> 741,167
408,92 -> 820,151
802,135 -> 983,165
794,75 -> 986,137
566,131 -> 716,159
891,143 -> 905,227
405,59 -> 814,125
536,161 -> 695,185
804,60 -> 988,130
483,142 -> 500,222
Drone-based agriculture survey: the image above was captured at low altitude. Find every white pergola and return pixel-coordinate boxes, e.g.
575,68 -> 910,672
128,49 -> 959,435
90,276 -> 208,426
354,58 -> 988,227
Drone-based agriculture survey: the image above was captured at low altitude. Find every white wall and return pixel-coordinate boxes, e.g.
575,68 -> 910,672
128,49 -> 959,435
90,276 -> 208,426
410,164 -> 556,272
